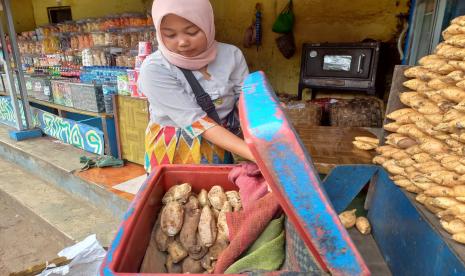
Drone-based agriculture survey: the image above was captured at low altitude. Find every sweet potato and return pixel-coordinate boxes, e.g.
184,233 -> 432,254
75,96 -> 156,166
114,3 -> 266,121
396,158 -> 415,168
386,108 -> 415,120
424,197 -> 444,214
189,243 -> 208,260
449,60 -> 464,70
339,209 -> 356,228
427,171 -> 461,187
423,90 -> 449,106
445,138 -> 464,148
404,66 -> 441,81
382,160 -> 406,176
180,196 -> 201,253
355,217 -> 371,235
448,204 -> 465,216
182,257 -> 204,273
424,185 -> 454,197
419,55 -> 444,66
163,183 -> 192,204
419,139 -> 448,154
403,79 -> 430,91
376,145 -> 397,154
391,175 -> 407,181
398,138 -> 418,149
394,178 -> 412,188
432,197 -> 460,209
416,193 -> 429,205
198,206 -> 217,247
201,253 -> 214,273
424,114 -> 444,125
397,124 -> 426,139
445,70 -> 465,82
440,87 -> 465,103
225,191 -> 242,212
155,215 -> 173,251
353,141 -> 377,150
431,152 -> 450,162
454,185 -> 465,197
415,102 -> 442,115
405,185 -> 423,193
198,189 -> 210,207
408,171 -> 430,183
456,214 -> 465,222
208,186 -> 227,211
399,91 -> 421,106
167,240 -> 188,263
428,79 -> 450,90
412,181 -> 434,191
441,219 -> 465,234
355,136 -> 379,145
384,122 -> 401,132
396,112 -> 416,124
405,145 -> 423,155
391,150 -> 410,161
217,201 -> 232,240
457,80 -> 465,90
166,255 -> 183,273
188,232 -> 209,260
412,153 -> 432,163
161,201 -> 184,236
452,232 -> 465,244
451,16 -> 465,26
208,238 -> 229,261
372,156 -> 387,165
418,165 -> 445,174
443,24 -> 465,38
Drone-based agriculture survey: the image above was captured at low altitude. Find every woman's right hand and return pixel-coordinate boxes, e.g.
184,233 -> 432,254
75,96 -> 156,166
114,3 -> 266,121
202,125 -> 255,162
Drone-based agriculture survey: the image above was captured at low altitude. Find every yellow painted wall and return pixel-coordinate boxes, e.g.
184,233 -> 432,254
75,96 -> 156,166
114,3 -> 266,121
0,0 -> 36,33
31,0 -> 148,27
211,0 -> 410,94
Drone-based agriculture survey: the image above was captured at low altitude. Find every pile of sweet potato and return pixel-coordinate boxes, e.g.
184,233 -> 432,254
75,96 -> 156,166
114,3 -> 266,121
143,183 -> 242,273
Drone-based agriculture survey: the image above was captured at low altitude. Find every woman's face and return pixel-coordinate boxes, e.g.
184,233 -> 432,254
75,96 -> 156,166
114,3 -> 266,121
160,14 -> 208,57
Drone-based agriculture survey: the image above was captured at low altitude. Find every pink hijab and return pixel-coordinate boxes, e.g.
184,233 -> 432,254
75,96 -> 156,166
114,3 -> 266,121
151,0 -> 218,70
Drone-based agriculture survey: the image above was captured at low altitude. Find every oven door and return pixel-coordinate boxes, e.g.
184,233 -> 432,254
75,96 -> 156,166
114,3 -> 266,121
302,45 -> 374,80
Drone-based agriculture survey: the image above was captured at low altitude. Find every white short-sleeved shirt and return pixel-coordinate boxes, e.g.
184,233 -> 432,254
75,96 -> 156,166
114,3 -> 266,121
138,42 -> 249,131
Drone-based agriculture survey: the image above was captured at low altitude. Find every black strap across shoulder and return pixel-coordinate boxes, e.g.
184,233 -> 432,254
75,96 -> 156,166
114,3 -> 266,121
178,67 -> 222,124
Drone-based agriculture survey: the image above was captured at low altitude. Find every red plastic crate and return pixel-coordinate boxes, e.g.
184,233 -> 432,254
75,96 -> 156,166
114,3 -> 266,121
101,165 -> 241,275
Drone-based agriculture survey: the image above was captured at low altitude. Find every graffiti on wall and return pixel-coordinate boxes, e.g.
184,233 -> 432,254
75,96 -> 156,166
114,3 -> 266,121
37,109 -> 104,155
0,96 -> 27,127
0,96 -> 104,155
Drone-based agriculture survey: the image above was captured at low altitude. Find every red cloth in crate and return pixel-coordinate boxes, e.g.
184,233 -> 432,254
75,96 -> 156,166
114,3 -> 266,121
214,163 -> 281,273
227,162 -> 269,210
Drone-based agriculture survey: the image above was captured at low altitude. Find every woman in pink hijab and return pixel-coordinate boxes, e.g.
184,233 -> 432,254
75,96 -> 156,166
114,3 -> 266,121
139,0 -> 254,172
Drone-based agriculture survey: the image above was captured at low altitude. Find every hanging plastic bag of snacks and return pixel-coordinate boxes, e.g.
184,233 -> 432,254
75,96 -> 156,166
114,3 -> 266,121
82,49 -> 93,66
118,33 -> 131,48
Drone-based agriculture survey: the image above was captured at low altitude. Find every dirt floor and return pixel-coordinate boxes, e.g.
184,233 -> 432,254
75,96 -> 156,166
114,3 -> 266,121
0,190 -> 73,275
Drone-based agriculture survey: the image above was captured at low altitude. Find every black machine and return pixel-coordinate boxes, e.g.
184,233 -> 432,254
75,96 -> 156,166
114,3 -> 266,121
298,42 -> 383,99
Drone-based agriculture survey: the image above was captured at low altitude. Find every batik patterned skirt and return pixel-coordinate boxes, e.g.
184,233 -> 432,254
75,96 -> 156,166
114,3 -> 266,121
144,118 -> 233,173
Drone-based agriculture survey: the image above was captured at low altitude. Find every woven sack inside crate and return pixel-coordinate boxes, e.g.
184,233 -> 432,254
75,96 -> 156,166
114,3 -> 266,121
280,217 -> 326,275
329,97 -> 383,127
282,101 -> 322,126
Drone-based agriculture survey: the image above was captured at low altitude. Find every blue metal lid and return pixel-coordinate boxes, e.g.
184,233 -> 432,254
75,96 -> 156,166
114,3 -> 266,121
239,71 -> 369,276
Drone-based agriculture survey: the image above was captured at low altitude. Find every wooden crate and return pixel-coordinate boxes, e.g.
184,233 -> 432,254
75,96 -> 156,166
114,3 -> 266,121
115,95 -> 149,165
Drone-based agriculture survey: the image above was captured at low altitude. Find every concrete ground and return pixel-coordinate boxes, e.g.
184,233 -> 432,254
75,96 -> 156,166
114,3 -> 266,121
0,189 -> 73,275
0,157 -> 119,247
